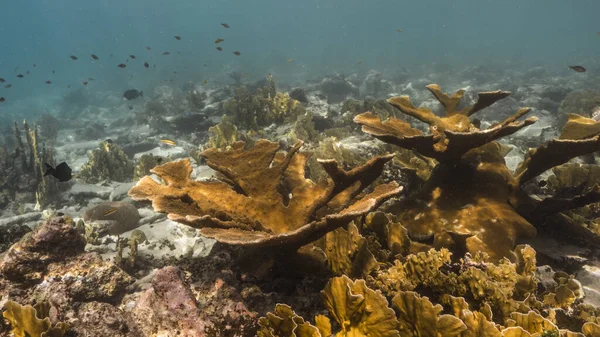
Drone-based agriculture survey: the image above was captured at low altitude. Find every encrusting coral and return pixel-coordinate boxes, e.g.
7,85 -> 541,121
354,84 -> 600,261
129,139 -> 402,250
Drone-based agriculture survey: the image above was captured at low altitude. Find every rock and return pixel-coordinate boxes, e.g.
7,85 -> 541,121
72,302 -> 132,337
68,183 -> 113,200
576,265 -> 600,307
41,253 -> 134,302
0,212 -> 41,227
126,266 -> 206,337
319,74 -> 359,104
109,182 -> 136,202
83,201 -> 140,236
0,216 -> 86,282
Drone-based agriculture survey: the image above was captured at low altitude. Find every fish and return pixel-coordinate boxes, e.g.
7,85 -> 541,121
215,38 -> 224,44
52,70 -> 55,74
26,71 -> 30,75
144,62 -> 149,68
162,52 -> 170,55
233,51 -> 241,56
216,47 -> 223,51
5,84 -> 12,88
43,162 -> 72,182
0,78 -> 4,83
203,80 -> 207,84
174,35 -> 181,40
16,74 -> 24,78
117,63 -> 127,68
129,55 -> 136,59
123,89 -> 143,100
0,97 -> 4,103
45,81 -> 52,84
221,23 -> 230,28
33,64 -> 36,67
91,54 -> 99,60
146,46 -> 151,51
82,81 -> 88,86
287,58 -> 293,63
396,28 -> 403,32
568,65 -> 586,73
160,139 -> 176,146
70,55 -> 78,60
88,77 -> 95,81
103,208 -> 118,216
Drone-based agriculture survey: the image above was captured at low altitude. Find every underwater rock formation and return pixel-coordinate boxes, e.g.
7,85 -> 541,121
318,74 -> 359,104
129,139 -> 402,250
79,141 -> 134,183
354,84 -> 600,261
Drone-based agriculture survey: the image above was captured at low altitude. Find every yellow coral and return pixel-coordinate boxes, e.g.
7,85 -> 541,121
2,300 -> 69,337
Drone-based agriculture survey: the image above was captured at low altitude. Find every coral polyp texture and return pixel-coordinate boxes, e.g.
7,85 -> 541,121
354,84 -> 600,261
128,139 -> 402,248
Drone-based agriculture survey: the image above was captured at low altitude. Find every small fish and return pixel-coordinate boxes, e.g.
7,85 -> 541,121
5,84 -> 12,88
216,47 -> 223,51
88,77 -> 95,81
174,35 -> 181,40
0,78 -> 4,83
144,62 -> 149,68
146,46 -> 151,51
568,65 -> 586,73
287,58 -> 293,63
117,63 -> 127,68
203,80 -> 207,84
82,81 -> 88,86
123,89 -> 143,100
91,54 -> 99,60
162,52 -> 170,55
44,162 -> 72,182
45,81 -> 52,84
52,70 -> 55,74
26,71 -> 30,75
221,23 -> 230,28
33,64 -> 36,67
129,55 -> 136,59
68,85 -> 71,88
103,208 -> 118,216
0,97 -> 4,103
396,28 -> 403,33
215,38 -> 224,44
233,51 -> 241,56
70,55 -> 78,60
16,74 -> 24,78
160,139 -> 176,146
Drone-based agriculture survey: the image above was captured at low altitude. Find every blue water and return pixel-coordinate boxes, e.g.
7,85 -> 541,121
0,0 -> 599,119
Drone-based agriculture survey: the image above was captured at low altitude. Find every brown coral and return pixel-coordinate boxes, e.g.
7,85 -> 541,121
129,139 -> 401,249
354,84 -> 600,261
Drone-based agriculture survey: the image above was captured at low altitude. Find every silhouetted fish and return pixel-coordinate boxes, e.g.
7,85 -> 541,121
215,38 -> 224,44
0,97 -> 4,103
221,23 -> 230,28
568,65 -> 586,73
82,81 -> 88,86
91,54 -> 99,60
174,35 -> 181,40
44,162 -> 72,182
0,78 -> 5,83
45,81 -> 52,84
118,63 -> 127,68
146,46 -> 151,51
144,62 -> 149,68
233,51 -> 241,56
162,52 -> 170,55
16,74 -> 24,78
130,55 -> 136,59
70,55 -> 78,60
123,89 -> 143,100
5,84 -> 12,88
216,47 -> 223,51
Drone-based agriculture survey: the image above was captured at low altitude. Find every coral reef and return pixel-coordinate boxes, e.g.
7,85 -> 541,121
224,75 -> 304,130
129,139 -> 401,249
133,154 -> 164,181
2,300 -> 68,337
79,141 -> 134,183
354,84 -> 600,261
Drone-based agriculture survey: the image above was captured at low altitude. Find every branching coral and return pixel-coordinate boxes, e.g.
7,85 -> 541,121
129,139 -> 401,249
354,84 -> 600,261
79,141 -> 134,183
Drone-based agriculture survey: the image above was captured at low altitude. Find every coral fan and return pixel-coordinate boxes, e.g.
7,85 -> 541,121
129,139 -> 401,249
